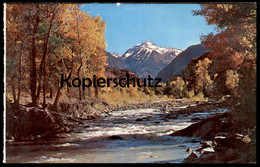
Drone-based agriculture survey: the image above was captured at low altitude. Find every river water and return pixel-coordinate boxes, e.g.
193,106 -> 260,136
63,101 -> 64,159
6,106 -> 228,163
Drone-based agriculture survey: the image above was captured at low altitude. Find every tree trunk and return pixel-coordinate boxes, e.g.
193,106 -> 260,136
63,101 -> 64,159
11,83 -> 17,105
43,59 -> 46,109
53,81 -> 62,111
76,16 -> 83,101
67,84 -> 70,93
95,82 -> 98,98
17,79 -> 21,107
36,5 -> 57,105
82,88 -> 85,100
77,67 -> 82,101
29,10 -> 40,107
88,87 -> 91,97
16,41 -> 24,107
49,87 -> 53,99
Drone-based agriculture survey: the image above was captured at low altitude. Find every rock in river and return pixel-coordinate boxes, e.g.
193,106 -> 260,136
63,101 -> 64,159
108,135 -> 123,140
184,152 -> 198,162
186,148 -> 192,153
169,115 -> 223,139
135,118 -> 143,121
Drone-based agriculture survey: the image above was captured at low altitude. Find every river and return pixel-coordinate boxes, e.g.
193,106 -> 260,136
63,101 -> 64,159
6,106 -> 228,163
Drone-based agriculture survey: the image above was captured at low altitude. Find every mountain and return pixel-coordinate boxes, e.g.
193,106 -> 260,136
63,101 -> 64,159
154,44 -> 208,83
105,67 -> 140,85
121,40 -> 182,78
110,52 -> 122,58
106,52 -> 127,69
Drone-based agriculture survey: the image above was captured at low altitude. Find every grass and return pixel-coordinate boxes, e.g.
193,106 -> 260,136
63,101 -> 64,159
5,86 -> 177,108
188,92 -> 206,102
100,86 -> 157,106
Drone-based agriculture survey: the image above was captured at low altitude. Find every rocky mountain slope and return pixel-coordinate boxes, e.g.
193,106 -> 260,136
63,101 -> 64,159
155,44 -> 208,82
106,52 -> 127,69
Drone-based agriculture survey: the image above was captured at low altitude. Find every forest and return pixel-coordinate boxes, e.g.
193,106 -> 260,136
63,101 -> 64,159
5,3 -> 256,163
6,4 -> 107,108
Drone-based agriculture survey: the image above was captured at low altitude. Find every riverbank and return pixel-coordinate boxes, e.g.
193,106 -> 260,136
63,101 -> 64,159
6,97 -> 228,143
169,110 -> 256,163
6,98 -> 112,142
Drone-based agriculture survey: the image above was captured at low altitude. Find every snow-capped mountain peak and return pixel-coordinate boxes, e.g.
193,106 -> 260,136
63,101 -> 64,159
120,40 -> 183,78
110,52 -> 122,58
122,40 -> 182,59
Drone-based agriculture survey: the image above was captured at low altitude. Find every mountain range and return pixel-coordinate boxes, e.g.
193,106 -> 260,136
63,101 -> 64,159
106,41 -> 207,82
107,40 -> 182,78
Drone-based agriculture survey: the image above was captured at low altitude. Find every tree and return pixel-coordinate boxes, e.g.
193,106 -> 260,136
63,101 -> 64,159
6,4 -> 27,106
193,3 -> 256,79
6,4 -> 42,107
61,6 -> 107,100
163,77 -> 186,98
171,77 -> 185,98
225,69 -> 239,93
194,58 -> 213,96
193,3 -> 256,127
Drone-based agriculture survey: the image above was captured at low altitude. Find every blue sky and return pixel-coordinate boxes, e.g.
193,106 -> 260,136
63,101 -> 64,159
80,3 -> 216,55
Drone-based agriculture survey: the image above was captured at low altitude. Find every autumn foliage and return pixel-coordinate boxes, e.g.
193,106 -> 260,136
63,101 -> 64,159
162,3 -> 256,127
6,4 -> 107,109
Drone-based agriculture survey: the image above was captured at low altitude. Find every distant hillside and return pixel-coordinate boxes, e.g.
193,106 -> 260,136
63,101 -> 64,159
105,67 -> 140,85
155,44 -> 208,83
106,52 -> 127,69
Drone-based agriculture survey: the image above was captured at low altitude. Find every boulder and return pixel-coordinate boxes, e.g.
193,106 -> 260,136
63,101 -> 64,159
142,116 -> 151,120
165,114 -> 178,119
170,115 -> 223,139
214,146 -> 229,153
198,152 -> 216,162
186,148 -> 192,153
6,103 -> 67,141
184,152 -> 198,162
108,135 -> 123,140
221,148 -> 238,162
193,121 -> 214,138
190,139 -> 200,143
209,147 -> 239,162
135,118 -> 143,121
200,147 -> 215,154
196,147 -> 203,152
214,133 -> 250,149
64,127 -> 71,133
201,141 -> 215,149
